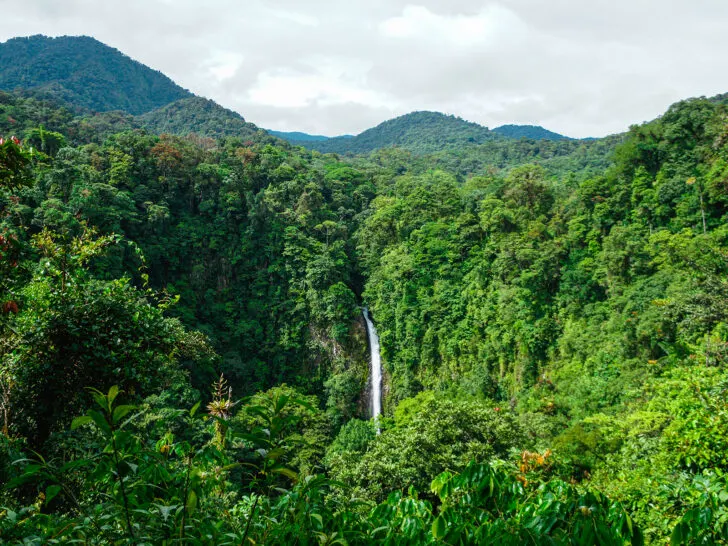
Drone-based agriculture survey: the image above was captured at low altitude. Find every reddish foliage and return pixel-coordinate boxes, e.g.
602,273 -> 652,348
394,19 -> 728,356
2,300 -> 19,314
0,232 -> 17,250
1,135 -> 23,148
236,147 -> 257,165
150,138 -> 184,171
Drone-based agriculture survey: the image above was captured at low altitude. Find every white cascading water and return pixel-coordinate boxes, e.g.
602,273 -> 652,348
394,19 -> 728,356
362,308 -> 382,427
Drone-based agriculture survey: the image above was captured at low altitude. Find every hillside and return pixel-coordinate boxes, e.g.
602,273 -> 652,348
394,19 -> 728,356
268,130 -> 333,142
2,91 -> 727,544
493,124 -> 570,140
305,111 -> 500,155
3,30 -> 728,545
139,97 -> 276,143
0,35 -> 191,114
0,37 -> 280,144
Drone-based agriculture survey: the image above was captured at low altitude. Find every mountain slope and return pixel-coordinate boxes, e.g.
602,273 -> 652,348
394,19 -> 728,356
139,97 -> 275,143
306,111 -> 500,155
0,35 -> 191,114
493,124 -> 571,140
268,130 -> 333,142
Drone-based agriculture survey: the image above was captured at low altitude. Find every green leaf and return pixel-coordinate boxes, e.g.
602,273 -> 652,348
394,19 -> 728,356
670,522 -> 685,546
310,513 -> 323,529
45,485 -> 62,504
107,385 -> 120,406
186,490 -> 198,514
190,401 -> 201,417
271,466 -> 298,481
88,409 -> 111,435
265,448 -> 286,462
90,390 -> 107,410
274,394 -> 290,413
70,415 -> 93,430
432,515 -> 447,539
112,405 -> 136,425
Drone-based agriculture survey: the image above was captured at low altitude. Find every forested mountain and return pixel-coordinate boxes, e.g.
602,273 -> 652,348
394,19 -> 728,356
292,114 -> 574,155
0,36 -> 603,162
304,111 -> 500,155
269,130 -> 335,142
400,131 -> 622,179
0,35 -> 191,114
139,96 -> 276,144
0,36 -> 281,146
2,36 -> 728,545
493,123 -> 571,140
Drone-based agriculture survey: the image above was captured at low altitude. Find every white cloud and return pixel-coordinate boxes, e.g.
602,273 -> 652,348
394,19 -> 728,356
268,8 -> 320,27
205,51 -> 244,82
379,4 -> 526,50
248,57 -> 393,110
1,0 -> 728,137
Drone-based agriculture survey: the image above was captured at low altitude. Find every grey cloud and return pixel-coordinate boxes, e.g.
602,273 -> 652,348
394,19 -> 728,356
1,0 -> 728,137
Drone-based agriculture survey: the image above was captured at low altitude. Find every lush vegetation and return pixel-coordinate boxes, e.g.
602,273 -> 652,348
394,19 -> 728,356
0,36 -> 191,115
291,114 -> 578,156
2,37 -> 728,543
140,97 -> 276,144
354,96 -> 728,542
304,111 -> 500,155
294,111 -> 619,181
493,124 -> 570,141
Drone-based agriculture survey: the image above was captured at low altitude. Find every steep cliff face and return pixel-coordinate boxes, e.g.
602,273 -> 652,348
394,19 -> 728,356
308,314 -> 372,426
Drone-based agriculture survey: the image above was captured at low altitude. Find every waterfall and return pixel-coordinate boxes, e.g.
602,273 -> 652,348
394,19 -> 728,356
362,308 -> 382,425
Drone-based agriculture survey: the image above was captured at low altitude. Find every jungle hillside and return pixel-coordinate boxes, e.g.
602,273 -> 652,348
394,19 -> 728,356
1,31 -> 728,545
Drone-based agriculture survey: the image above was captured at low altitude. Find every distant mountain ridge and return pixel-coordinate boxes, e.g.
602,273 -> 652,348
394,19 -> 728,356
0,35 -> 282,145
0,35 -> 577,154
268,130 -> 333,142
285,113 -> 576,155
140,97 -> 273,143
493,124 -> 570,141
301,111 -> 500,155
0,35 -> 192,115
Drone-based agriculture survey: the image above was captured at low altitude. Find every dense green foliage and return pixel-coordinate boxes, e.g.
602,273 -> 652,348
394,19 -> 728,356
3,38 -> 728,543
140,97 -> 276,144
4,132 -> 373,400
354,96 -> 728,541
0,89 -> 281,149
296,112 -> 620,181
0,384 -> 643,545
493,124 -> 571,141
299,114 -> 592,157
0,36 -> 191,115
305,111 -> 500,155
393,134 -> 622,182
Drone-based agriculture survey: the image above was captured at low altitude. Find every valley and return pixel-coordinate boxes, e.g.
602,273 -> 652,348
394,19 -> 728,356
0,33 -> 727,544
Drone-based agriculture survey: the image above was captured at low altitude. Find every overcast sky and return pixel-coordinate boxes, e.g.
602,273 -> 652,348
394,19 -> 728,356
2,0 -> 728,138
